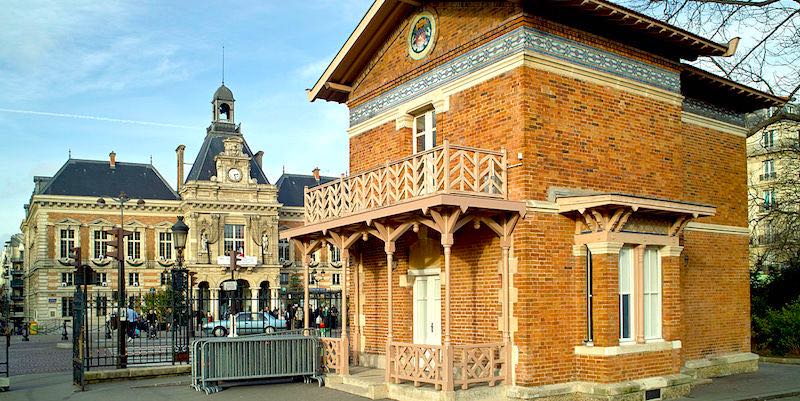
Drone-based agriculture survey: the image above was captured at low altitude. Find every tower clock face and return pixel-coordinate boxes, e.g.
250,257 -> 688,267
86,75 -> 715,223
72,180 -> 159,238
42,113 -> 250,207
228,168 -> 242,182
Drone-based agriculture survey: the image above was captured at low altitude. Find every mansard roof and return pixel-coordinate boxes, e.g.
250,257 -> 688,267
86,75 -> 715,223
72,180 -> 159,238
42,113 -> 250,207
38,159 -> 180,200
276,173 -> 337,207
309,0 -> 735,103
185,132 -> 270,185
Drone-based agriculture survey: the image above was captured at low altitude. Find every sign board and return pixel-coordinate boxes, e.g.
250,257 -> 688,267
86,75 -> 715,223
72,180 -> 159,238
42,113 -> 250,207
49,298 -> 57,303
216,255 -> 258,266
222,280 -> 238,291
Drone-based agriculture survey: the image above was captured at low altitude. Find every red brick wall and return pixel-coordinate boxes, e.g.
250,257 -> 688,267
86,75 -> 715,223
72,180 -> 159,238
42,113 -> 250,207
339,2 -> 750,389
681,230 -> 750,361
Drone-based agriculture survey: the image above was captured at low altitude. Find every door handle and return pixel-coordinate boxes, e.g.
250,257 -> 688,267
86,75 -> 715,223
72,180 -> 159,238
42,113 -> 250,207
431,323 -> 434,333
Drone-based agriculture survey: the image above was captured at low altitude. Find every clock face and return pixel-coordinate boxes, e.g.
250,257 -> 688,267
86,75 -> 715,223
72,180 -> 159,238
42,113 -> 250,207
228,168 -> 242,182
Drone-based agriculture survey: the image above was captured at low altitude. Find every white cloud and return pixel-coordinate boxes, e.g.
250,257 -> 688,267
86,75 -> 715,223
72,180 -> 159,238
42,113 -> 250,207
0,1 -> 193,101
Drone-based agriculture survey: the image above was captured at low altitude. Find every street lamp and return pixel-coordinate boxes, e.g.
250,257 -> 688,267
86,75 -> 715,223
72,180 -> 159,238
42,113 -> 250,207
171,216 -> 189,266
96,191 -> 144,369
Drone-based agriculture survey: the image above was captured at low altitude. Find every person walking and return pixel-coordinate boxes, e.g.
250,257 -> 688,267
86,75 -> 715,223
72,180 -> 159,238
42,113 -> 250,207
125,305 -> 139,342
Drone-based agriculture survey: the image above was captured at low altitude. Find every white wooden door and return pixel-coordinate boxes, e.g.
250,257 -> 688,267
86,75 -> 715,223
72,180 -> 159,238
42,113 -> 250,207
413,275 -> 441,345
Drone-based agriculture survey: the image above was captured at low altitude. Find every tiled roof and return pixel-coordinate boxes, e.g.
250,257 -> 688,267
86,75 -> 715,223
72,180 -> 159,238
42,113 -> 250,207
185,132 -> 270,184
276,173 -> 336,207
39,159 -> 180,200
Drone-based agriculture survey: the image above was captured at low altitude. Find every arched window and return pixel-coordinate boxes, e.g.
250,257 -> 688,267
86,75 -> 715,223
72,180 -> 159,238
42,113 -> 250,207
219,103 -> 231,121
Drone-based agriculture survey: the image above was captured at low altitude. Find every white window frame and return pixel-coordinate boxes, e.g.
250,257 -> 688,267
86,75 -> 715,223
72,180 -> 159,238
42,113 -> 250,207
412,109 -> 436,154
93,230 -> 109,259
224,224 -> 245,254
61,272 -> 74,286
329,244 -> 341,265
763,159 -> 775,178
618,246 -> 635,343
158,231 -> 173,260
278,239 -> 290,263
643,247 -> 662,340
128,272 -> 140,286
763,130 -> 774,148
96,272 -> 107,286
126,231 -> 141,260
60,228 -> 75,259
764,189 -> 775,208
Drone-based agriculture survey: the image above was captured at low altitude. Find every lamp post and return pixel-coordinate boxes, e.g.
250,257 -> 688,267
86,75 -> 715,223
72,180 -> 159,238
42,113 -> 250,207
96,192 -> 144,369
170,216 -> 189,353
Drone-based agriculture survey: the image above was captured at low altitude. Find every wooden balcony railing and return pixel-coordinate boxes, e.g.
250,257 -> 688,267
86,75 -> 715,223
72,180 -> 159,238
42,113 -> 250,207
388,341 -> 506,391
304,140 -> 508,223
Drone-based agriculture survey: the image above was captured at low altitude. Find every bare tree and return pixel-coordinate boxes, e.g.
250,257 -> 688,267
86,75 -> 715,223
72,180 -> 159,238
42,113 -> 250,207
747,112 -> 800,271
620,0 -> 799,100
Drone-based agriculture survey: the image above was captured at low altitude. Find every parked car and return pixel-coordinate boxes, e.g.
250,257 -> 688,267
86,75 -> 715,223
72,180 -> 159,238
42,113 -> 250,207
202,312 -> 288,337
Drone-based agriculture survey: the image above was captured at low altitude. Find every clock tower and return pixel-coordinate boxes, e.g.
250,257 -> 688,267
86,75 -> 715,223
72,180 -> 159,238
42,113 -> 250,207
177,84 -> 282,308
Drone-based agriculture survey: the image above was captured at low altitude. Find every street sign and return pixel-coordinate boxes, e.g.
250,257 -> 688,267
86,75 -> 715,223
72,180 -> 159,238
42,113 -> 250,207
222,280 -> 238,291
216,255 -> 257,266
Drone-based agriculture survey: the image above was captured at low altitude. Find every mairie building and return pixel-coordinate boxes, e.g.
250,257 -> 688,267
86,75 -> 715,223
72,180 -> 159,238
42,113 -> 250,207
282,1 -> 787,400
19,85 -> 343,324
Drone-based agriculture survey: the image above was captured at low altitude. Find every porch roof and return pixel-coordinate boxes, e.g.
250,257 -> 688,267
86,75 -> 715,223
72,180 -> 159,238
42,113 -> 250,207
280,193 -> 525,240
555,193 -> 716,217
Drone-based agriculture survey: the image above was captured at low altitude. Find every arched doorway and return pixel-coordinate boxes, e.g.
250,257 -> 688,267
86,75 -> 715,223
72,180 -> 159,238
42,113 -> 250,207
197,281 -> 210,315
258,281 -> 270,312
219,279 -> 250,318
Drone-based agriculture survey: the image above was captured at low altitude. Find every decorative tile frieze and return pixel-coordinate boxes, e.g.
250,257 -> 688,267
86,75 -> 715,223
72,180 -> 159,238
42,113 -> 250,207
683,97 -> 745,126
349,26 -> 681,126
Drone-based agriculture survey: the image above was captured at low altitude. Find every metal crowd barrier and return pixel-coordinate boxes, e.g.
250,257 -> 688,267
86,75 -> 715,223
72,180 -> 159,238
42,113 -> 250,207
191,329 -> 324,394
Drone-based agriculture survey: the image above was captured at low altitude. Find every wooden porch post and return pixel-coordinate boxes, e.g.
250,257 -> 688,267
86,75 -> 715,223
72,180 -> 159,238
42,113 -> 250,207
341,248 -> 350,375
501,243 -> 512,384
354,251 -> 361,365
385,240 -> 395,382
303,249 -> 310,330
442,240 -> 454,392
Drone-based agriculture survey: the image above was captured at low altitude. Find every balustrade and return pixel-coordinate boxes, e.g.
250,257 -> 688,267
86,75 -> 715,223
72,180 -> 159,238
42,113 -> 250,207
304,141 -> 507,223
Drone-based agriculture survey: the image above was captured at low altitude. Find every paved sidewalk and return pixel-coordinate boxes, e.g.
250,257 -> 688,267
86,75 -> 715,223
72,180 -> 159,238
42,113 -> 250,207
4,372 -> 389,401
676,362 -> 800,401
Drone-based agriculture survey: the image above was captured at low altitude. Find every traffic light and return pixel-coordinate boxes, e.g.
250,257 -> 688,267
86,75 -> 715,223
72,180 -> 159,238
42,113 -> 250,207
103,228 -> 132,260
70,246 -> 94,286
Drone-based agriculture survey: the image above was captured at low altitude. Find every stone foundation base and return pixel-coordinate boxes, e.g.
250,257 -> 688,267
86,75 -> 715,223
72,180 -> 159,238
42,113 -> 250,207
683,352 -> 759,380
358,352 -> 387,369
507,374 -> 693,401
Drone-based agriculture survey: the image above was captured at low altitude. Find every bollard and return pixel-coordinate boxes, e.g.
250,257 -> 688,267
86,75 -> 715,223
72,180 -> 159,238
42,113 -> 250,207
62,320 -> 69,341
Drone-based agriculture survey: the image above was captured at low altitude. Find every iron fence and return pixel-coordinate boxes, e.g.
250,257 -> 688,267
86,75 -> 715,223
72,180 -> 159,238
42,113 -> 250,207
80,288 -> 343,370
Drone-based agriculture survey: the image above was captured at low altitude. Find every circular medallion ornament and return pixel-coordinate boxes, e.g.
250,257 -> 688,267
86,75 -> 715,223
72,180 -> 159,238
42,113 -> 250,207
408,11 -> 436,60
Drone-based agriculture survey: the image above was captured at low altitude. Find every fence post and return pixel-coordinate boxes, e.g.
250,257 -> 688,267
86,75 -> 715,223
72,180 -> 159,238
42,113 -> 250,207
501,147 -> 508,199
443,140 -> 450,193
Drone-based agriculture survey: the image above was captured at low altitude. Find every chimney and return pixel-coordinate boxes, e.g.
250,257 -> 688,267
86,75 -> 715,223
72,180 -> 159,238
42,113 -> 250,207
254,151 -> 264,169
176,145 -> 185,193
109,151 -> 116,169
312,167 -> 320,182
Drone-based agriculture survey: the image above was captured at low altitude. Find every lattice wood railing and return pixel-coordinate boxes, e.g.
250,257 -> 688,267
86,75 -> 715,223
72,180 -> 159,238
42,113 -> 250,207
321,337 -> 342,373
304,141 -> 508,223
452,343 -> 505,390
389,342 -> 444,389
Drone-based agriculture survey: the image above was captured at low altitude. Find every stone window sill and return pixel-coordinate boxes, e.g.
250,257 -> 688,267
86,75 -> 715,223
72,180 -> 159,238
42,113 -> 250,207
575,340 -> 681,356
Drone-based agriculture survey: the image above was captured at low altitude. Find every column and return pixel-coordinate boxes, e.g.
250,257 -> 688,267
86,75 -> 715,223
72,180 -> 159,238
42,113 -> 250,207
210,288 -> 219,321
384,241 -> 394,382
585,242 -> 624,347
501,243 -> 512,384
442,241 -> 454,392
303,252 -> 310,329
354,252 -> 361,364
250,289 -> 259,313
661,246 -> 684,341
341,248 -> 350,375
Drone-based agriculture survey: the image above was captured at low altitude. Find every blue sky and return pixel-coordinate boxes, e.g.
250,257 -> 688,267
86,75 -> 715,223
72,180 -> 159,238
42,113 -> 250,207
0,0 -> 371,241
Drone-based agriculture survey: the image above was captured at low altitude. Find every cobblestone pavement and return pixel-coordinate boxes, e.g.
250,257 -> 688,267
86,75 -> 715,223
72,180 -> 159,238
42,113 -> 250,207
5,334 -> 72,376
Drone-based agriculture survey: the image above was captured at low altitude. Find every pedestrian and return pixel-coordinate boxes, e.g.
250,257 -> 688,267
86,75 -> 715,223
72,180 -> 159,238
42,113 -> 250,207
146,310 -> 157,339
330,305 -> 339,330
125,305 -> 138,342
195,309 -> 205,332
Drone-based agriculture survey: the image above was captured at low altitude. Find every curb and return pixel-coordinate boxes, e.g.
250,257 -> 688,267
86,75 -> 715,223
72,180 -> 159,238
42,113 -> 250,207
733,390 -> 800,401
85,365 -> 191,384
760,357 -> 800,365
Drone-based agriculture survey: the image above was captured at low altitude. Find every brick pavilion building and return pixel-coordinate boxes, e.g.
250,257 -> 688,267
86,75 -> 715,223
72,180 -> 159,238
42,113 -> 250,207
282,1 -> 787,400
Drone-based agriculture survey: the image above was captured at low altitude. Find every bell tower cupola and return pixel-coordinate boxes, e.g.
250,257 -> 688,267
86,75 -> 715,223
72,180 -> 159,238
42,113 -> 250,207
212,84 -> 235,123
